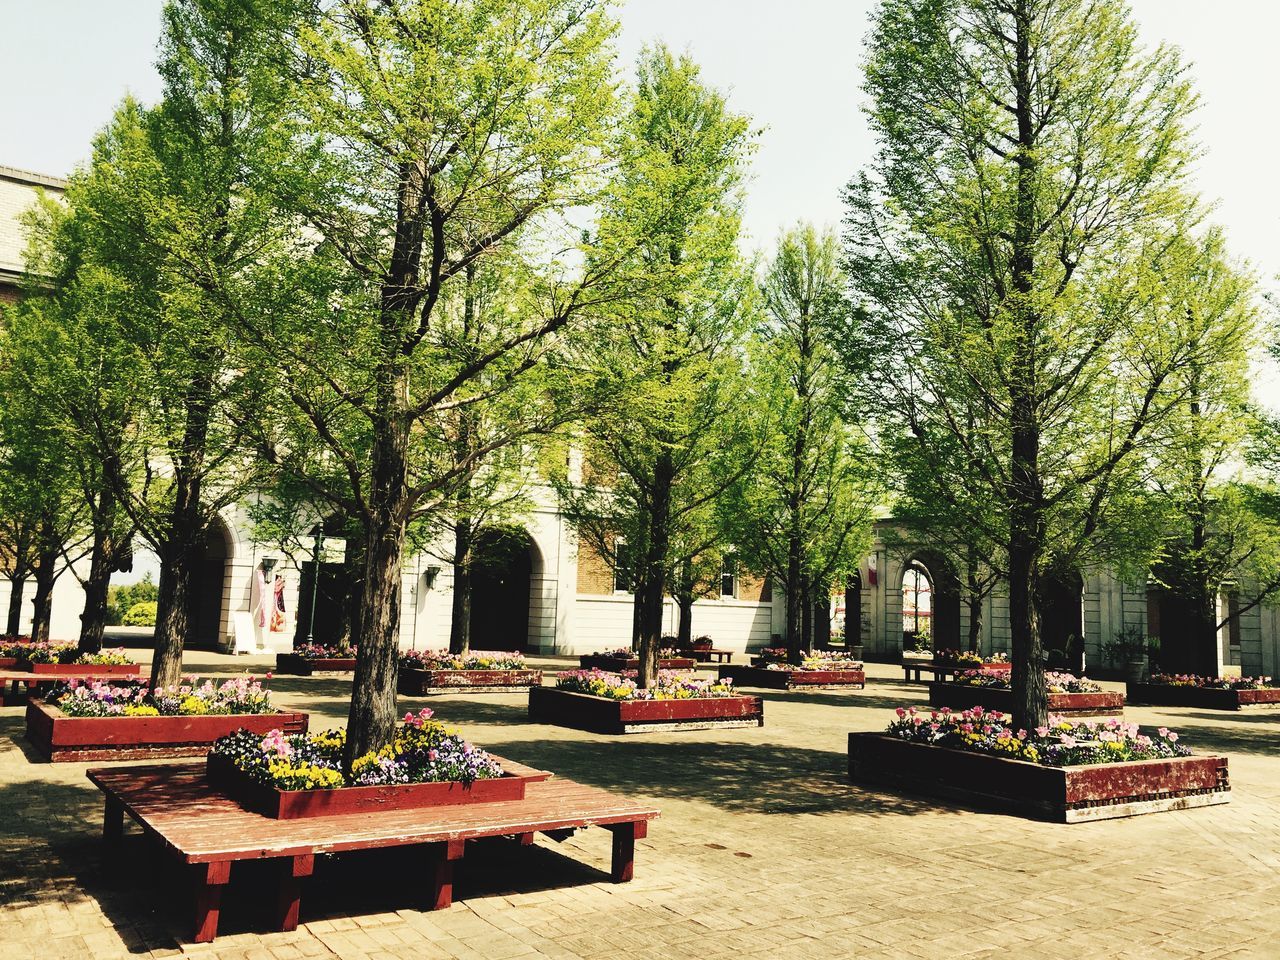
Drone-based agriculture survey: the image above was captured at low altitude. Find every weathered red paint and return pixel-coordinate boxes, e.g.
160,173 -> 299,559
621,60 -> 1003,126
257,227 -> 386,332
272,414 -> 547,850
847,733 -> 1229,821
274,655 -> 357,676
529,686 -> 764,734
928,682 -> 1124,717
397,668 -> 543,695
1126,683 -> 1280,710
25,699 -> 309,762
206,751 -> 551,819
719,665 -> 866,690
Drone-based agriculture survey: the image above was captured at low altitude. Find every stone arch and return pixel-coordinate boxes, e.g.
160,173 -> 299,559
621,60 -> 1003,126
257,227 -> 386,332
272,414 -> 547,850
189,515 -> 233,648
468,526 -> 542,652
900,549 -> 961,652
1040,566 -> 1085,670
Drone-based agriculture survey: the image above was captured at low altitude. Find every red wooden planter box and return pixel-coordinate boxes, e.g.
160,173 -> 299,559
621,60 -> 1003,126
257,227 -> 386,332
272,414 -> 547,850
929,682 -> 1124,717
0,657 -> 16,669
25,699 -> 309,762
274,654 -> 357,676
720,664 -> 866,690
205,751 -> 548,819
847,733 -> 1230,822
18,661 -> 141,677
932,659 -> 1011,674
397,668 -> 543,695
577,655 -> 699,672
529,685 -> 764,735
1126,683 -> 1280,710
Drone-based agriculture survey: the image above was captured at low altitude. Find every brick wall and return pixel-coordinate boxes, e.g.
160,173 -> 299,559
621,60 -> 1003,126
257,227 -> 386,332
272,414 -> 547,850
575,535 -> 617,596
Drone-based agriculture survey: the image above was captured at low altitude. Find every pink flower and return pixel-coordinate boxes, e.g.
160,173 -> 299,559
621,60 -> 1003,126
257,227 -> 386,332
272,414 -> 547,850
1167,732 -> 1178,742
895,707 -> 906,718
1035,726 -> 1049,737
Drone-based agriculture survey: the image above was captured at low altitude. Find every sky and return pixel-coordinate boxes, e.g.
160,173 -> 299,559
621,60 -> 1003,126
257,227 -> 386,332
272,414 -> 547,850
2,1 -> 1277,580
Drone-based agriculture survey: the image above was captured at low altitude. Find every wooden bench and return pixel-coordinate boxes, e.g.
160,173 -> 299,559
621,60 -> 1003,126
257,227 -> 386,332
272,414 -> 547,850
901,661 -> 1010,684
87,762 -> 660,943
689,649 -> 733,664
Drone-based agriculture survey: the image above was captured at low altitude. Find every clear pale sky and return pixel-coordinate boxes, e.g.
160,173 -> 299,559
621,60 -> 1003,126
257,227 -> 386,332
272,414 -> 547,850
1,1 -> 1275,286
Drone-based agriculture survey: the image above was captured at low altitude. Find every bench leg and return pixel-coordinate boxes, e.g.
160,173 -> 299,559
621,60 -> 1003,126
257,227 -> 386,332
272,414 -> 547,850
275,854 -> 314,932
103,796 -> 124,846
516,832 -> 535,846
192,862 -> 231,943
428,839 -> 466,911
607,821 -> 647,883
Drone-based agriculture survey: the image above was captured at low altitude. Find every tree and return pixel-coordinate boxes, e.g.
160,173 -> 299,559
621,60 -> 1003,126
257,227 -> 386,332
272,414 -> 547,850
1143,230 -> 1266,675
557,45 -> 758,686
721,225 -> 879,660
844,0 -> 1242,728
253,0 -> 620,766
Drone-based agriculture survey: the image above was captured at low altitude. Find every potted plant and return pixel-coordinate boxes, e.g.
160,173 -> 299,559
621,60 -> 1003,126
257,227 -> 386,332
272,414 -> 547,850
1103,624 -> 1148,683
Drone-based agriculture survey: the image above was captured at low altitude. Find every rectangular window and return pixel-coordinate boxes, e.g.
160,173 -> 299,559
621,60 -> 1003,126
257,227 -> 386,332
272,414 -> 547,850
721,557 -> 738,599
613,540 -> 633,594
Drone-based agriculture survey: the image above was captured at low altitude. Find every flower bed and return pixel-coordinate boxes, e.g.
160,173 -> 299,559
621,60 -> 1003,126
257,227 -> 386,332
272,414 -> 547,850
578,649 -> 698,672
206,709 -> 544,818
26,677 -> 305,761
529,670 -> 763,734
397,649 -> 542,694
1127,673 -> 1280,710
848,706 -> 1229,822
931,670 -> 1123,717
275,642 -> 358,675
0,636 -> 36,668
932,649 -> 1011,671
720,663 -> 866,690
16,645 -> 141,677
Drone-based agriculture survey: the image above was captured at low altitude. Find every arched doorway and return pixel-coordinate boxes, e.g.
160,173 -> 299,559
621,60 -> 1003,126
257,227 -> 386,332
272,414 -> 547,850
189,519 -> 231,649
841,572 -> 863,647
901,550 -> 961,653
468,528 -> 535,652
1040,568 -> 1084,670
295,516 -> 362,647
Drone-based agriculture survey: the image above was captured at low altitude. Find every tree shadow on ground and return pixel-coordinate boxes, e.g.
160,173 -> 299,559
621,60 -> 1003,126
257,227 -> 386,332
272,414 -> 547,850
751,688 -> 926,715
1178,710 -> 1280,726
1167,722 -> 1280,758
480,733 -> 936,818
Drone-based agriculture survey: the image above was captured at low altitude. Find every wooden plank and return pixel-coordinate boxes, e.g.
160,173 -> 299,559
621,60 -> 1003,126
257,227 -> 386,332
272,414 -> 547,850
86,765 -> 658,863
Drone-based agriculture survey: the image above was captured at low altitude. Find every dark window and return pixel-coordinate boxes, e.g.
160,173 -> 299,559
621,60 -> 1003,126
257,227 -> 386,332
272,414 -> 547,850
614,541 -> 633,593
721,557 -> 738,598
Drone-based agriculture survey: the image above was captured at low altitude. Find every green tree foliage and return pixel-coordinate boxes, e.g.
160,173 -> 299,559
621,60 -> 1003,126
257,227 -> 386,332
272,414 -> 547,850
250,0 -> 621,764
843,0 -> 1245,727
555,45 -> 759,686
721,225 -> 879,659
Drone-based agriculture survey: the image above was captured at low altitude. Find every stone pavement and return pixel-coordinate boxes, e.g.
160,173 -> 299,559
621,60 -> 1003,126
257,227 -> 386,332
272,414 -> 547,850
2,651 -> 1279,960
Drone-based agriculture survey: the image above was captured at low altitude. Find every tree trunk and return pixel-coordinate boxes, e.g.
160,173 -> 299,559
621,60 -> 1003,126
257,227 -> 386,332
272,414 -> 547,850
5,574 -> 27,637
799,572 -> 812,659
1007,0 -> 1048,731
344,357 -> 411,768
448,518 -> 473,654
675,560 -> 694,647
152,540 -> 195,689
812,584 -> 830,649
79,531 -> 116,653
636,451 -> 674,688
30,549 -> 59,643
784,545 -> 803,659
965,551 -> 983,654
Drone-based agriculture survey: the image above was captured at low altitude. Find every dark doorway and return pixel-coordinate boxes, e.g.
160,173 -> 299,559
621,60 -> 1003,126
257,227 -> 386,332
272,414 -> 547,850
188,521 -> 229,649
295,517 -> 360,647
1147,583 -> 1200,675
468,528 -> 534,652
1040,568 -> 1084,670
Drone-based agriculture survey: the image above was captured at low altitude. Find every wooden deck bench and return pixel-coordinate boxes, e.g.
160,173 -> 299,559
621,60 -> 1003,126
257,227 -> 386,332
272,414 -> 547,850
87,762 -> 660,943
901,661 -> 1010,684
690,649 -> 733,664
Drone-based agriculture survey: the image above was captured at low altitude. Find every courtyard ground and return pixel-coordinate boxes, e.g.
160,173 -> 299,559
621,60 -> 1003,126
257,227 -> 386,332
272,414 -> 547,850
1,652 -> 1278,960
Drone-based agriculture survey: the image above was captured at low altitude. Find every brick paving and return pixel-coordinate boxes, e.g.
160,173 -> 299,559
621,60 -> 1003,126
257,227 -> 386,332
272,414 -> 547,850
2,651 -> 1279,959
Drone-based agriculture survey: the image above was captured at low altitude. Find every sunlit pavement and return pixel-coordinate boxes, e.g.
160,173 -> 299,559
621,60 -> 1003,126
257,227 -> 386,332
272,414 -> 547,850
1,650 -> 1277,960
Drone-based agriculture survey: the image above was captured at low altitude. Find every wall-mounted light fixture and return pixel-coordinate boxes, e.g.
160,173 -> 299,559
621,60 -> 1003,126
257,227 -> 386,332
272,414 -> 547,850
423,565 -> 441,590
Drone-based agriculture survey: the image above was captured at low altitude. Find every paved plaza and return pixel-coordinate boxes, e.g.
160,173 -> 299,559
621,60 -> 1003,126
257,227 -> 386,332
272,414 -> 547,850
2,653 -> 1279,960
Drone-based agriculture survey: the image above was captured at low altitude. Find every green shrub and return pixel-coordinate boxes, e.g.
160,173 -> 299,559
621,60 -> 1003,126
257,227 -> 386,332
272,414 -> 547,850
107,574 -> 159,625
122,601 -> 158,627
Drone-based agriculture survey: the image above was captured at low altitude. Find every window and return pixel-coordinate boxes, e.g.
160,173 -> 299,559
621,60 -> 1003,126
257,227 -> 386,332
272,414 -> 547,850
720,557 -> 738,599
613,540 -> 633,594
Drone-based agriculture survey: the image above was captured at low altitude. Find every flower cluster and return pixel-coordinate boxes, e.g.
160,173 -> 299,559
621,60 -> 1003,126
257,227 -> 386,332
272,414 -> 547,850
0,636 -> 35,657
400,649 -> 525,670
886,705 -> 1191,768
592,647 -> 678,659
950,669 -> 1101,694
555,668 -> 736,701
292,641 -> 356,660
14,641 -> 133,665
210,708 -> 503,791
757,647 -> 790,663
765,649 -> 863,671
933,649 -> 1008,666
1149,672 -> 1272,690
53,676 -> 275,717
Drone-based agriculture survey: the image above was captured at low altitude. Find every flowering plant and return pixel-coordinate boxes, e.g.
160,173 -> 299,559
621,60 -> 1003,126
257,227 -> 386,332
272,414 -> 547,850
760,649 -> 862,671
399,649 -> 525,670
210,708 -> 503,791
555,668 -> 737,701
0,636 -> 34,657
52,676 -> 276,717
757,647 -> 790,663
951,669 -> 1101,693
1148,672 -> 1272,690
933,649 -> 1008,666
14,642 -> 133,665
291,641 -> 356,660
592,647 -> 678,659
886,705 -> 1191,768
